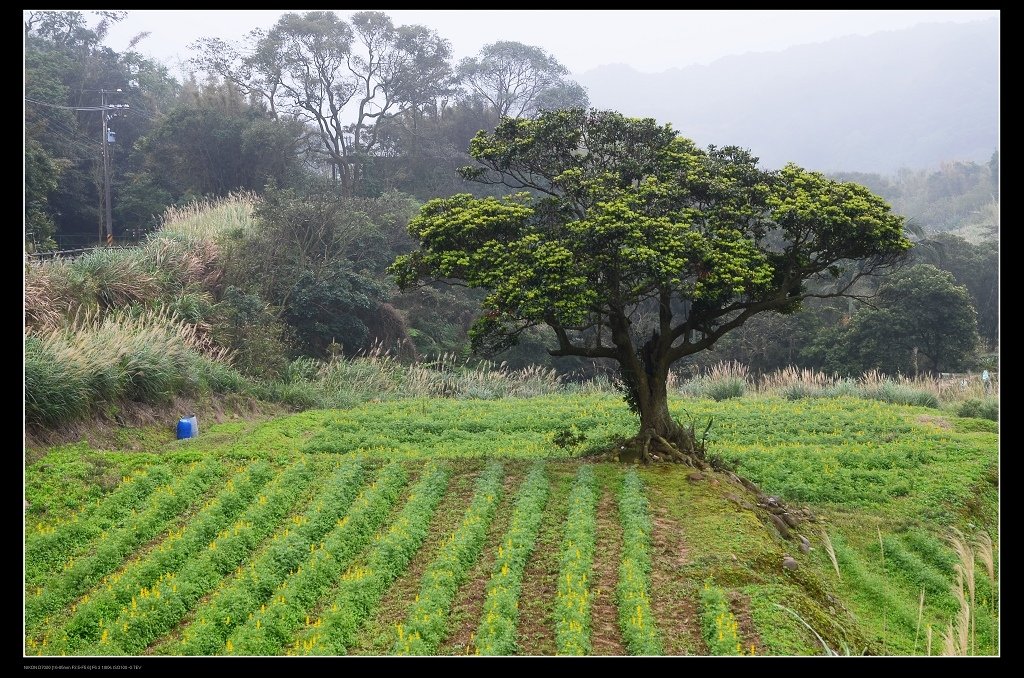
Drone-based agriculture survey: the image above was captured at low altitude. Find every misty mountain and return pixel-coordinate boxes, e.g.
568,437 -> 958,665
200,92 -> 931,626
577,19 -> 998,173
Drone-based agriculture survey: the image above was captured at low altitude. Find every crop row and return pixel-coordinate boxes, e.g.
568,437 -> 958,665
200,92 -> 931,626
89,460 -> 318,654
44,461 -> 274,654
616,469 -> 662,655
473,463 -> 549,655
25,458 -> 226,635
171,459 -> 368,655
554,465 -> 597,655
699,581 -> 745,656
393,462 -> 505,655
26,465 -> 174,586
228,462 -> 416,655
293,465 -> 449,656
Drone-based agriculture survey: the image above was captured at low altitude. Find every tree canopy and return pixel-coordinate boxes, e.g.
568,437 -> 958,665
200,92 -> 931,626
393,109 -> 911,460
821,264 -> 978,375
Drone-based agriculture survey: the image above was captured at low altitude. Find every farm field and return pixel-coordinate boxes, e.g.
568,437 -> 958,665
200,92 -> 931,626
24,395 -> 998,656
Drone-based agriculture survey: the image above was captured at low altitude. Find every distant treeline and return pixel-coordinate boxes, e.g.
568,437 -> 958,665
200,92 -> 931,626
832,154 -> 998,240
25,10 -> 997,385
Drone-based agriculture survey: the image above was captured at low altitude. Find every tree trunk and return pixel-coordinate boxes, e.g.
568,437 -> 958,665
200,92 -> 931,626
628,367 -> 705,466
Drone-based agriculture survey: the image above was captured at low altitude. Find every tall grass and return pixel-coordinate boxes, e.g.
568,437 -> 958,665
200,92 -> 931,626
24,235 -> 222,334
678,361 -> 748,401
280,352 -> 565,406
676,362 -> 989,408
939,528 -> 987,656
24,311 -> 234,428
821,530 -> 841,579
157,192 -> 258,239
973,532 -> 995,609
941,568 -> 971,656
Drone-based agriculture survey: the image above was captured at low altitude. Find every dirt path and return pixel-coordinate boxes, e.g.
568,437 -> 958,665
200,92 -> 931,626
648,506 -> 705,655
728,591 -> 764,653
346,464 -> 480,655
590,485 -> 626,655
516,471 -> 571,656
438,470 -> 523,655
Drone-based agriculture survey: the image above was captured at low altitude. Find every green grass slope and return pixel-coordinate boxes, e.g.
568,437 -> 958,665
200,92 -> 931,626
24,395 -> 998,656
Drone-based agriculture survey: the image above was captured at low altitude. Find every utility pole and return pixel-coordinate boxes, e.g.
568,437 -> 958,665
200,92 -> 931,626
24,93 -> 129,250
99,89 -> 120,246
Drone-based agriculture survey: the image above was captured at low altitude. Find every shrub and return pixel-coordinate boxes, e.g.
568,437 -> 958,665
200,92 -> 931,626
679,361 -> 748,401
956,398 -> 998,422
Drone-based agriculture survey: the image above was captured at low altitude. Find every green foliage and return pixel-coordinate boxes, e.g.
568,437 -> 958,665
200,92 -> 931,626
953,418 -> 998,434
24,313 -> 235,429
25,12 -> 181,243
698,396 -> 996,522
25,137 -> 61,251
394,463 -> 504,654
616,471 -> 662,655
24,335 -> 91,427
782,378 -> 939,408
91,461 -> 317,655
833,158 -> 998,239
956,399 -> 998,422
301,396 -> 631,459
683,376 -> 747,401
911,233 -> 998,347
25,465 -> 174,587
173,459 -> 372,655
48,462 -> 273,653
136,84 -> 303,199
554,465 -> 597,655
210,286 -> 291,378
26,458 -> 226,633
393,108 -> 910,427
23,393 -> 999,656
474,464 -> 550,655
292,465 -> 449,655
821,265 -> 978,376
226,463 -> 416,656
232,184 -> 418,357
700,582 -> 745,655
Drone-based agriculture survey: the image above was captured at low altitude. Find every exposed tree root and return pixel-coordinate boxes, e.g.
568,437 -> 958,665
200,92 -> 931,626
624,427 -> 709,469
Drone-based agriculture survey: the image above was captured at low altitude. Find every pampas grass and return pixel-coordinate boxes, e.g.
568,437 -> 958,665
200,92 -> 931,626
941,568 -> 971,656
24,310 -> 232,428
973,531 -> 995,615
674,363 -> 985,407
157,191 -> 258,239
678,360 -> 748,400
943,528 -> 977,655
821,530 -> 841,579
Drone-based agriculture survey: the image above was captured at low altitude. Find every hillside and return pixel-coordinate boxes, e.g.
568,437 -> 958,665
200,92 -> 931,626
24,395 -> 998,656
578,19 -> 998,173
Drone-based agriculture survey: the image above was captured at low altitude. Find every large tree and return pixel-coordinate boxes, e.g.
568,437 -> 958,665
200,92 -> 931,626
193,11 -> 456,196
825,264 -> 978,376
458,41 -> 588,119
392,109 -> 910,463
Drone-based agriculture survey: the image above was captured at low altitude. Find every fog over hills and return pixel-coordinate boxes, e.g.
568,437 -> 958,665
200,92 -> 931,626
577,19 -> 998,173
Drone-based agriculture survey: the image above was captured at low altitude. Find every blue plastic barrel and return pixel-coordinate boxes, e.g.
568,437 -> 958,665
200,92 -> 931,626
176,414 -> 199,440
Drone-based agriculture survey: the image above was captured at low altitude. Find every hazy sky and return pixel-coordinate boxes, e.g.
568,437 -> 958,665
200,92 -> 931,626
93,9 -> 999,75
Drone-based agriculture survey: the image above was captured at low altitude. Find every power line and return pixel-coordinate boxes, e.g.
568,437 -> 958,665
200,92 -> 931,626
24,97 -> 107,111
31,107 -> 102,145
26,90 -> 129,245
